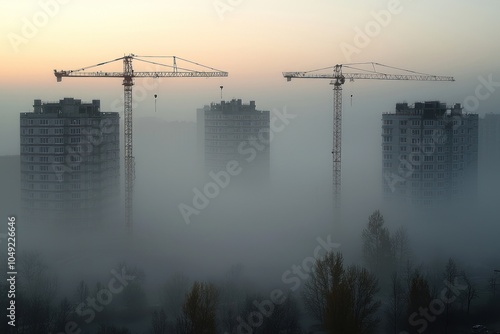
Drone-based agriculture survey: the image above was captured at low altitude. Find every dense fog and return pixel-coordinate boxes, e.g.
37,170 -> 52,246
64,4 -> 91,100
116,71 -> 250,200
1,90 -> 499,333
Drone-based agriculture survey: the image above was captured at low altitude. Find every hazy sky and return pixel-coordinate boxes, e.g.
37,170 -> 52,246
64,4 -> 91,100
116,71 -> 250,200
1,0 -> 500,155
1,3 -> 500,325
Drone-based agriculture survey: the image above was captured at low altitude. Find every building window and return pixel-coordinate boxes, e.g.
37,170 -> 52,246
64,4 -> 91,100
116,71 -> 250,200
39,128 -> 49,135
40,137 -> 49,144
39,147 -> 49,153
400,146 -> 407,152
400,129 -> 407,134
400,120 -> 407,126
400,137 -> 407,143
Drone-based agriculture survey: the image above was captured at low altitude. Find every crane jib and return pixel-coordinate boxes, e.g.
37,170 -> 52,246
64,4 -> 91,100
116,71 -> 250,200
53,55 -> 228,230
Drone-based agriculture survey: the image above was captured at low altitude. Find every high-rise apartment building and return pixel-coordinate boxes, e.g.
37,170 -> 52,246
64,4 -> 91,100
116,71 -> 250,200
197,99 -> 270,178
382,101 -> 478,206
20,98 -> 120,224
478,113 -> 500,201
479,113 -> 500,173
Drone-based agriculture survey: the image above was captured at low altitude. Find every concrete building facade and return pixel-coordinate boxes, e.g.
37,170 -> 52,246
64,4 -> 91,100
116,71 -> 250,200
20,98 -> 120,224
382,101 -> 478,206
197,99 -> 270,178
479,113 -> 500,173
478,113 -> 500,202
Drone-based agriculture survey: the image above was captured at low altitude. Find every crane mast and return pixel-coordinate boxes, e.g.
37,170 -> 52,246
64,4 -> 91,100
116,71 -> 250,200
123,56 -> 134,230
55,54 -> 228,230
283,62 -> 454,211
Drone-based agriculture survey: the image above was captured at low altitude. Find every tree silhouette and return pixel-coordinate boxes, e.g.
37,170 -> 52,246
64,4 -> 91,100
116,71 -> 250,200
362,210 -> 393,278
150,308 -> 172,334
406,272 -> 431,334
302,252 -> 380,334
176,281 -> 219,334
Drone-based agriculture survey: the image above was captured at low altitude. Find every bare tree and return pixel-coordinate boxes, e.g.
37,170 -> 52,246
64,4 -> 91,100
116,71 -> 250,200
150,308 -> 172,334
176,281 -> 219,334
238,292 -> 302,334
442,258 -> 459,334
391,226 -> 412,273
302,251 -> 343,325
265,294 -> 302,334
386,272 -> 405,334
362,210 -> 393,278
461,271 -> 478,315
406,272 -> 431,334
302,251 -> 380,334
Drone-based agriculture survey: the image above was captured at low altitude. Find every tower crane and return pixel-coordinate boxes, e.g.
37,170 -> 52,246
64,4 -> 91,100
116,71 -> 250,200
283,62 -> 454,210
55,54 -> 228,230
